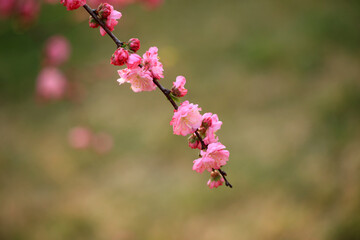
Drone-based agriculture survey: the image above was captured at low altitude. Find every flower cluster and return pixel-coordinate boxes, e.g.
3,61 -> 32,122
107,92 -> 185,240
60,1 -> 231,188
115,42 -> 164,92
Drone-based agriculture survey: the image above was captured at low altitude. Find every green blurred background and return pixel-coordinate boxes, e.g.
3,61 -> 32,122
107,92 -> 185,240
1,0 -> 360,239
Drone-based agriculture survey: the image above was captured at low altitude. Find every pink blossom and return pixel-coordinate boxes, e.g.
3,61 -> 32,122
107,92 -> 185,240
202,113 -> 222,145
68,126 -> 92,149
192,142 -> 229,173
44,35 -> 71,66
142,46 -> 164,79
170,101 -> 202,136
36,67 -> 67,101
111,47 -> 129,66
99,4 -> 122,36
60,0 -> 86,11
126,53 -> 142,69
117,67 -> 156,92
128,38 -> 140,52
171,75 -> 188,97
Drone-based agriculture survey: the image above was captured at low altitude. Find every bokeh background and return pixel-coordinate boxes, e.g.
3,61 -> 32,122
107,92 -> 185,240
1,0 -> 360,239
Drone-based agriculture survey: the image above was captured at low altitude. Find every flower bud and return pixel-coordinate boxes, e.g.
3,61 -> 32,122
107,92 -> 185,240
188,133 -> 201,149
207,170 -> 224,189
97,3 -> 112,19
171,76 -> 187,97
202,116 -> 212,129
89,16 -> 99,28
128,38 -> 141,52
111,48 -> 129,66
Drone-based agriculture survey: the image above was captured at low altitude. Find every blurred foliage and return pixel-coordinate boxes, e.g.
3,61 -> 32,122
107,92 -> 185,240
1,0 -> 360,239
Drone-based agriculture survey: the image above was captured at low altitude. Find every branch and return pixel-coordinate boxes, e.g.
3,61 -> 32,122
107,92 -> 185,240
82,3 -> 232,188
83,4 -> 123,48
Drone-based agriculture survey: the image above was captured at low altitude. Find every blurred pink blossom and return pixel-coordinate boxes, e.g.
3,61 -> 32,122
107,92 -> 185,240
44,35 -> 71,66
36,67 -> 67,101
68,126 -> 93,149
0,0 -> 15,17
18,0 -> 41,24
60,0 -> 86,11
92,132 -> 114,153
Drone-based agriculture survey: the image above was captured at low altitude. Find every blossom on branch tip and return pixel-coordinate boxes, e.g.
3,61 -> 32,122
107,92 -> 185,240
60,0 -> 86,11
99,4 -> 122,36
207,170 -> 224,189
117,67 -> 156,92
111,47 -> 129,66
171,75 -> 187,97
192,142 -> 229,173
170,101 -> 202,136
97,2 -> 112,18
128,38 -> 140,53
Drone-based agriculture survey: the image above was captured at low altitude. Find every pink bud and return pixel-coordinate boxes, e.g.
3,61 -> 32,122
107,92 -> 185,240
128,38 -> 140,52
188,134 -> 201,149
89,16 -> 99,28
97,3 -> 112,19
171,75 -> 187,97
111,48 -> 129,66
44,35 -> 71,66
202,117 -> 212,128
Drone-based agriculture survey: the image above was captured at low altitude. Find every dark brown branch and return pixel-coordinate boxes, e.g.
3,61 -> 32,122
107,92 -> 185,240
218,168 -> 233,188
153,79 -> 178,110
82,3 -> 232,188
